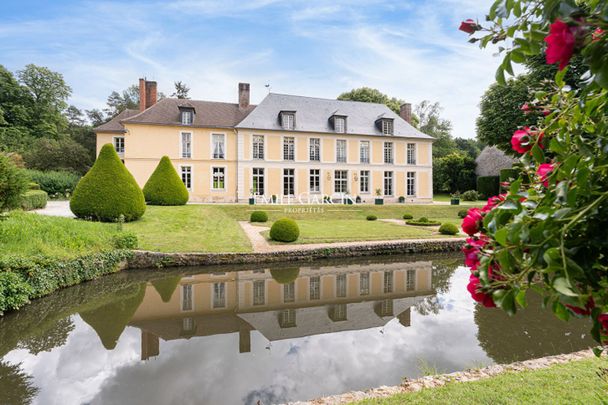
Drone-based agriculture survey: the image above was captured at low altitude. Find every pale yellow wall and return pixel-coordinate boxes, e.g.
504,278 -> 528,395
267,134 -> 281,160
396,171 -> 405,197
297,168 -> 308,195
372,171 -> 383,195
418,171 -> 432,198
322,138 -> 334,162
418,142 -> 431,166
395,141 -> 405,165
296,137 -> 308,161
371,140 -> 383,164
322,169 -> 332,194
267,168 -> 282,196
96,132 -> 118,155
348,140 -> 358,163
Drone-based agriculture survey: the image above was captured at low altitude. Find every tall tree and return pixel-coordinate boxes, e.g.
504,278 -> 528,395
104,85 -> 139,118
415,100 -> 454,158
171,81 -> 190,99
338,87 -> 406,116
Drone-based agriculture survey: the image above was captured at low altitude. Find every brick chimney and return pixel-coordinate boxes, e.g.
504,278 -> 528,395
400,103 -> 412,124
139,78 -> 158,112
238,82 -> 250,109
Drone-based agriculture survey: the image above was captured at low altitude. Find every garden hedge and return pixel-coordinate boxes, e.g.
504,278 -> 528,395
270,218 -> 300,242
70,144 -> 146,222
250,211 -> 268,222
403,213 -> 413,220
366,215 -> 377,221
20,190 -> 48,211
270,268 -> 300,284
406,218 -> 441,226
143,156 -> 189,206
477,176 -> 499,199
0,153 -> 27,211
499,168 -> 519,183
24,169 -> 80,197
439,223 -> 459,235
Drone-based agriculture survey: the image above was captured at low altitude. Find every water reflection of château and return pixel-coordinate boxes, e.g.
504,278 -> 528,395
127,261 -> 434,360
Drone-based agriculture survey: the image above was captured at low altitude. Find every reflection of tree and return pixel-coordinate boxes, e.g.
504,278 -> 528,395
270,268 -> 300,284
476,293 -> 594,363
0,360 -> 39,405
17,318 -> 74,355
151,276 -> 181,303
415,258 -> 459,315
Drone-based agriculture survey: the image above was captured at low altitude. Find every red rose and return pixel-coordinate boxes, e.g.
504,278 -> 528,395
482,194 -> 505,213
545,19 -> 576,70
537,163 -> 555,187
467,275 -> 495,308
565,297 -> 595,316
459,19 -> 479,34
487,263 -> 504,281
592,28 -> 604,42
461,208 -> 483,236
598,314 -> 608,336
511,127 -> 533,153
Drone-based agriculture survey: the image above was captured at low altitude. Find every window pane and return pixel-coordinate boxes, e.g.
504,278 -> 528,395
181,133 -> 192,158
407,172 -> 416,196
384,171 -> 393,196
360,141 -> 370,163
253,135 -> 264,160
384,142 -> 393,164
284,282 -> 295,303
407,143 -> 416,165
212,134 -> 225,159
213,282 -> 225,308
309,138 -> 320,161
181,166 -> 192,190
253,280 -> 265,305
253,168 -> 265,195
182,284 -> 193,311
383,271 -> 393,293
283,168 -> 295,196
309,169 -> 320,193
360,272 -> 370,295
406,270 -> 416,291
283,137 -> 295,161
336,274 -> 346,298
360,170 -> 369,193
334,170 -> 347,193
310,276 -> 320,300
336,140 -> 346,163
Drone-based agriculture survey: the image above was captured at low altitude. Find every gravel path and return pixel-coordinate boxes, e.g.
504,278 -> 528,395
34,200 -> 74,218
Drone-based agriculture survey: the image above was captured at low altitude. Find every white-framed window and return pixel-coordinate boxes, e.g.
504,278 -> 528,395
309,169 -> 320,193
212,167 -> 225,190
181,132 -> 192,158
407,171 -> 416,197
113,136 -> 125,154
212,133 -> 225,159
279,309 -> 296,328
381,119 -> 393,135
384,142 -> 393,164
384,271 -> 394,293
310,276 -> 320,300
180,166 -> 192,190
360,141 -> 370,163
253,135 -> 264,160
284,282 -> 295,303
330,304 -> 347,321
334,116 -> 346,133
360,170 -> 370,193
309,138 -> 320,161
334,170 -> 348,193
379,299 -> 393,316
181,110 -> 193,125
181,284 -> 193,311
253,280 -> 265,305
282,112 -> 295,130
182,317 -> 194,331
407,143 -> 416,165
336,139 -> 347,163
384,171 -> 393,196
213,282 -> 225,308
283,168 -> 295,196
252,168 -> 264,195
336,274 -> 346,298
360,272 -> 370,295
283,137 -> 295,161
406,270 -> 416,291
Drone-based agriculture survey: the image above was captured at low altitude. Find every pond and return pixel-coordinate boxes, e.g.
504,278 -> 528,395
0,253 -> 593,405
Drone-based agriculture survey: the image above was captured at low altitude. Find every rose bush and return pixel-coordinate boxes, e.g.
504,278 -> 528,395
460,0 -> 608,354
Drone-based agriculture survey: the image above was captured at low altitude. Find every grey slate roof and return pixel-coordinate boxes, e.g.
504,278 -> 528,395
236,93 -> 433,139
94,109 -> 139,133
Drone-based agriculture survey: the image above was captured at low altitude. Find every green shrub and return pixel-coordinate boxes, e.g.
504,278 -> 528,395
250,211 -> 268,222
406,219 -> 441,226
458,209 -> 468,218
143,156 -> 189,205
270,218 -> 300,242
403,213 -> 413,220
499,168 -> 519,182
20,190 -> 48,211
419,217 -> 429,222
0,154 -> 28,211
24,169 -> 80,197
28,182 -> 40,190
366,215 -> 378,221
477,176 -> 499,199
0,271 -> 32,313
70,144 -> 146,222
439,223 -> 459,235
270,268 -> 300,284
462,190 -> 479,201
112,232 -> 138,249
151,276 -> 181,303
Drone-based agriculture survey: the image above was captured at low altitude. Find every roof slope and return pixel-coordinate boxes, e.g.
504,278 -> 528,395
120,98 -> 256,128
94,109 -> 139,133
236,93 -> 433,139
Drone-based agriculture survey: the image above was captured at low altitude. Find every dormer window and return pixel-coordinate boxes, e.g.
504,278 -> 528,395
330,114 -> 347,133
280,111 -> 295,130
381,119 -> 393,135
179,105 -> 195,125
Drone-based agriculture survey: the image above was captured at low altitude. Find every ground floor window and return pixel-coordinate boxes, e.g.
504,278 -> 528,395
336,274 -> 347,297
360,272 -> 370,295
384,270 -> 393,293
213,282 -> 225,308
252,168 -> 264,195
310,169 -> 320,193
384,171 -> 393,196
310,276 -> 320,300
407,171 -> 416,197
406,270 -> 416,291
181,166 -> 192,190
212,167 -> 225,190
334,170 -> 348,193
253,280 -> 265,305
283,168 -> 295,196
360,170 -> 369,193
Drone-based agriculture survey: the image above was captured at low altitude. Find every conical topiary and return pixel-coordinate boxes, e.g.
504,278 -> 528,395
143,156 -> 189,205
151,275 -> 181,303
70,144 -> 146,222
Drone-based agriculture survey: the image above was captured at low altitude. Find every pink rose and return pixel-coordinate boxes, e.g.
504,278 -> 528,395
511,127 -> 533,154
592,28 -> 604,42
537,163 -> 555,187
482,194 -> 505,213
461,208 -> 483,236
462,237 -> 487,271
467,275 -> 496,308
545,19 -> 576,70
520,103 -> 531,114
459,19 -> 480,34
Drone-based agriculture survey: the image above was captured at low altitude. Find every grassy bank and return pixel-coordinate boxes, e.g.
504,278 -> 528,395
355,356 -> 608,404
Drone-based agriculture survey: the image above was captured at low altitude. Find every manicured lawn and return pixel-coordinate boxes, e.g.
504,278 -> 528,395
354,356 -> 608,404
124,205 -> 252,253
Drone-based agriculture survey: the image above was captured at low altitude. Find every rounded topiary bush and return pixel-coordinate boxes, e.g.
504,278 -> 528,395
270,268 -> 300,284
458,209 -> 468,218
462,190 -> 479,201
402,213 -> 413,220
366,215 -> 377,221
419,217 -> 429,223
270,218 -> 299,242
250,211 -> 268,222
143,156 -> 189,206
439,223 -> 459,235
70,144 -> 146,222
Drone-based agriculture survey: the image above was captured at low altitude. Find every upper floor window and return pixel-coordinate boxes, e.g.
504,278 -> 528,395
284,283 -> 295,303
407,143 -> 416,165
281,112 -> 295,130
283,137 -> 295,161
360,141 -> 370,163
212,134 -> 225,159
113,136 -> 125,154
181,284 -> 193,311
309,138 -> 320,161
384,142 -> 393,164
181,132 -> 192,158
334,116 -> 346,133
381,119 -> 393,135
181,110 -> 193,125
253,135 -> 264,160
336,140 -> 347,163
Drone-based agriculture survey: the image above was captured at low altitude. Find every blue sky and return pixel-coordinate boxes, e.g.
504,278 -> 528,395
0,0 -> 499,138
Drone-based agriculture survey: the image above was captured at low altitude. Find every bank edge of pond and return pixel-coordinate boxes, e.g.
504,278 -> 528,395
294,348 -> 597,405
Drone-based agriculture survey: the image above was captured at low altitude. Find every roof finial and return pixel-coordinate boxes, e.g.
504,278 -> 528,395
265,83 -> 271,93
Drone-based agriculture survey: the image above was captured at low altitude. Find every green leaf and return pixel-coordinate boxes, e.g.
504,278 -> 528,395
549,137 -> 565,154
494,227 -> 508,246
555,66 -> 568,87
515,289 -> 528,308
543,247 -> 560,266
553,277 -> 578,297
495,66 -> 506,85
552,300 -> 570,321
531,144 -> 544,163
